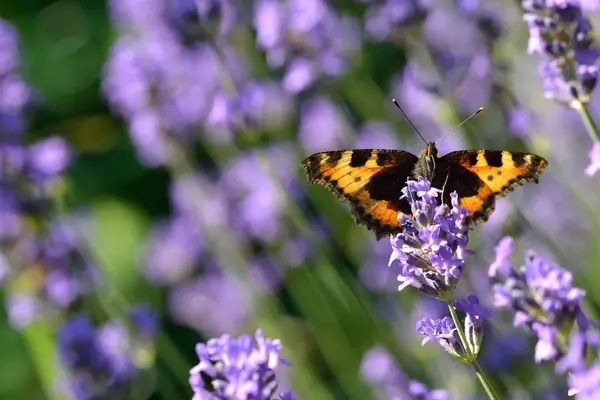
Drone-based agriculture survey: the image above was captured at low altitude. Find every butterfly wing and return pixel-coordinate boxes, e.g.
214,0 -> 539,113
301,149 -> 419,239
436,150 -> 548,224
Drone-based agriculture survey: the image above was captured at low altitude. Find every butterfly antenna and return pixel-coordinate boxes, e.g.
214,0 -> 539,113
392,98 -> 427,145
435,107 -> 484,144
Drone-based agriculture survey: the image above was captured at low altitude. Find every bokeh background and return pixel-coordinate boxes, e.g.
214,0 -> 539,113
2,0 -> 600,399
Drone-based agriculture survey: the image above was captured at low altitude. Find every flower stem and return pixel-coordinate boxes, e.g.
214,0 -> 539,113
575,101 -> 600,142
446,301 -> 499,400
471,358 -> 499,400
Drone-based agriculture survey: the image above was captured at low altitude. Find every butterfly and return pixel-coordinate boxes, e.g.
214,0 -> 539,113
301,142 -> 548,239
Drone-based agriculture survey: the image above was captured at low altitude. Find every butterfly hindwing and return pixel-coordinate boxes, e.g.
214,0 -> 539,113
301,149 -> 418,238
437,149 -> 548,223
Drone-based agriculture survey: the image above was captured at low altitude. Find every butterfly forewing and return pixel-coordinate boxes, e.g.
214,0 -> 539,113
437,149 -> 548,223
301,149 -> 418,238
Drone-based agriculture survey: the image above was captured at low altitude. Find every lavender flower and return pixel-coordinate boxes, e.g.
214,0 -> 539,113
189,329 -> 294,399
585,141 -> 600,176
58,309 -> 158,400
489,236 -> 588,363
489,237 -> 600,397
564,331 -> 600,398
360,346 -> 448,400
0,18 -> 31,136
388,178 -> 473,300
417,294 -> 491,363
298,95 -> 351,153
454,295 -> 493,330
416,317 -> 465,361
194,0 -> 238,37
454,295 -> 493,356
143,214 -> 204,285
362,0 -> 425,41
523,0 -> 600,104
220,144 -> 300,242
3,217 -> 96,329
253,0 -> 360,93
0,135 -> 91,329
103,0 -> 249,163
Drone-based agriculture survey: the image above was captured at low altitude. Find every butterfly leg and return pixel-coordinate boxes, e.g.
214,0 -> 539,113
440,168 -> 451,202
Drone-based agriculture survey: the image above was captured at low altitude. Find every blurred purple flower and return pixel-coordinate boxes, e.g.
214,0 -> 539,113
360,346 -> 448,400
169,173 -> 230,232
58,310 -> 157,400
489,236 -> 588,363
195,0 -> 238,37
0,19 -> 18,76
231,81 -> 294,132
5,293 -> 41,329
389,178 -> 473,299
568,361 -> 600,399
555,331 -> 600,398
355,121 -> 399,149
363,0 -> 424,41
130,304 -> 160,340
189,329 -> 294,399
143,214 -> 203,285
585,141 -> 600,176
0,132 -> 98,329
0,18 -> 30,136
168,271 -> 253,336
278,233 -> 312,269
40,220 -> 99,307
523,0 -> 600,103
249,255 -> 284,293
479,332 -> 530,373
508,106 -> 535,137
2,218 -> 98,329
253,0 -> 360,93
299,96 -> 351,153
27,137 -> 70,180
420,2 -> 503,113
206,80 -> 295,139
389,65 -> 448,144
220,144 -> 299,242
103,0 -> 260,162
359,238 -> 399,292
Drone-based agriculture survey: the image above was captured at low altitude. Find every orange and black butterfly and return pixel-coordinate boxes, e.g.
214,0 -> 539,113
301,110 -> 548,239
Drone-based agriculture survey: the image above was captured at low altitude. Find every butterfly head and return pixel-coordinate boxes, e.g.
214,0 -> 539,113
413,142 -> 438,181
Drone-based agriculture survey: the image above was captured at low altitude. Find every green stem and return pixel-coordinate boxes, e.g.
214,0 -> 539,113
446,301 -> 499,400
575,101 -> 600,142
446,300 -> 472,358
471,358 -> 499,400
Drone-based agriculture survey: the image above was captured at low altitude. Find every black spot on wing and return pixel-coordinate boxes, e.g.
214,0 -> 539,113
467,152 -> 478,166
364,165 -> 414,214
326,151 -> 344,166
433,160 -> 484,205
350,150 -> 371,167
484,150 -> 503,167
376,152 -> 393,166
511,152 -> 526,168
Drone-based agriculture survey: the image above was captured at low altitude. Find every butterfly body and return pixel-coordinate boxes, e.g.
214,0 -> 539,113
301,143 -> 548,239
